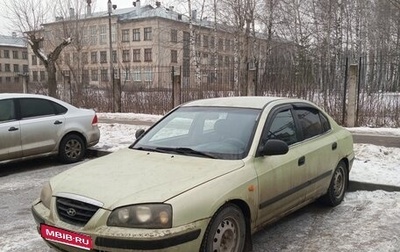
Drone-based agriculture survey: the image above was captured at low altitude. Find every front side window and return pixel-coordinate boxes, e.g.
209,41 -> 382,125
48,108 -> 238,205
266,109 -> 298,145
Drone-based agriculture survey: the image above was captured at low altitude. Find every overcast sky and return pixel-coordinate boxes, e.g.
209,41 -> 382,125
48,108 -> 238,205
0,0 -> 180,37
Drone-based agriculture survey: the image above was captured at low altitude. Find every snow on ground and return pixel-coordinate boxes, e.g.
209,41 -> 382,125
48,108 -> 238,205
95,113 -> 400,187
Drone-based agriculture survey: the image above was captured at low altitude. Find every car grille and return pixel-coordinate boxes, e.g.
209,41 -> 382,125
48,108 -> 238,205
56,197 -> 100,226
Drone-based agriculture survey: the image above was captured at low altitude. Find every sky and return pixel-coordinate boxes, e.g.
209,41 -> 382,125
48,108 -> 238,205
0,0 -> 180,36
1,112 -> 400,251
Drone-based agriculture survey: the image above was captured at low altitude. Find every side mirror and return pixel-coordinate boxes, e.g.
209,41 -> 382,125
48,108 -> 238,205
135,129 -> 145,139
260,139 -> 289,156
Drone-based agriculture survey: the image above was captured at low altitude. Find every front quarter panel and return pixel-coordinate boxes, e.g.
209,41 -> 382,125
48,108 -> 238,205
167,161 -> 258,229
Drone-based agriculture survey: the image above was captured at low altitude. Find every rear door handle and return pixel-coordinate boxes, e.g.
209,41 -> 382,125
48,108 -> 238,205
332,142 -> 337,150
8,126 -> 19,132
298,156 -> 305,166
54,120 -> 63,125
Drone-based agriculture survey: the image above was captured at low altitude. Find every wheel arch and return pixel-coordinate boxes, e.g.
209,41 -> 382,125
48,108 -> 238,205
59,131 -> 87,150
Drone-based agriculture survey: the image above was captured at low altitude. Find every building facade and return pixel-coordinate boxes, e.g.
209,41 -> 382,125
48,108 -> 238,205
0,34 -> 28,92
29,0 -> 266,92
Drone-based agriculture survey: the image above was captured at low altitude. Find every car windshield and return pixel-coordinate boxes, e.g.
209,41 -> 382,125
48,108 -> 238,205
131,106 -> 261,160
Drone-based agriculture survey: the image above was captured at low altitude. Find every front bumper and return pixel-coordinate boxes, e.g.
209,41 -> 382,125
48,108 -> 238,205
32,200 -> 208,252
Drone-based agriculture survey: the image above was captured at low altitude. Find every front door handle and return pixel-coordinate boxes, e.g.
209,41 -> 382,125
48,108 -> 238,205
8,126 -> 19,132
298,156 -> 305,166
54,120 -> 63,125
332,142 -> 337,150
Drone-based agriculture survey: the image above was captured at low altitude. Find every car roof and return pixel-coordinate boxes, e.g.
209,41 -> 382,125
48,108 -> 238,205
0,93 -> 76,109
181,96 -> 310,109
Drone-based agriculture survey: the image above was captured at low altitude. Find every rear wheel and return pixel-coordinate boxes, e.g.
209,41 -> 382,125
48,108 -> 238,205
319,161 -> 348,206
58,134 -> 85,163
200,204 -> 246,252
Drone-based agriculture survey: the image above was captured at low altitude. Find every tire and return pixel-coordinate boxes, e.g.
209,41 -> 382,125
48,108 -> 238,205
58,134 -> 85,164
319,161 -> 348,206
200,204 -> 246,252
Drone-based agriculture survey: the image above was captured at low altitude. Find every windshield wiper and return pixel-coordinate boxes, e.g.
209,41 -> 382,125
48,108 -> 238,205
155,147 -> 217,159
134,146 -> 170,153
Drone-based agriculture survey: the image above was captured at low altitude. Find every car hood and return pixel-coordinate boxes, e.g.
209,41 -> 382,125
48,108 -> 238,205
51,148 -> 245,210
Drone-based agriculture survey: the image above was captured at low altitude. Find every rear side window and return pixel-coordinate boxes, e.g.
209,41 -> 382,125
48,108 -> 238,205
19,98 -> 64,118
0,99 -> 16,122
295,108 -> 329,140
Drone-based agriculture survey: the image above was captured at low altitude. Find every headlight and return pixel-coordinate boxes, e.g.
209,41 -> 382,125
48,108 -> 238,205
107,204 -> 172,229
40,182 -> 53,209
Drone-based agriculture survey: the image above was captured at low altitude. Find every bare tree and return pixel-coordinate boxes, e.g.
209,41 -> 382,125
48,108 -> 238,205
4,0 -> 72,98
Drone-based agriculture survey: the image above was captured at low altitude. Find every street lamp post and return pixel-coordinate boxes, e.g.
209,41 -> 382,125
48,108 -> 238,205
107,0 -> 117,112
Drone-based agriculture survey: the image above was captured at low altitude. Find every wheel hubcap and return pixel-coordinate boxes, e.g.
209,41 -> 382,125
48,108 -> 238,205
65,139 -> 82,159
333,167 -> 345,198
212,218 -> 238,252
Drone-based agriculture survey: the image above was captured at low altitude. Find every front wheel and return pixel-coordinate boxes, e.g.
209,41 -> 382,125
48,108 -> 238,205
58,134 -> 85,163
319,161 -> 348,206
200,204 -> 246,252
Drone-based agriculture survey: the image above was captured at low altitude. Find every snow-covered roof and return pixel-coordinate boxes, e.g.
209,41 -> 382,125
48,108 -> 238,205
0,35 -> 27,48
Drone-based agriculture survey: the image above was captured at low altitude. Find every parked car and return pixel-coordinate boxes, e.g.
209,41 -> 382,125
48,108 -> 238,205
32,96 -> 354,251
0,93 -> 100,164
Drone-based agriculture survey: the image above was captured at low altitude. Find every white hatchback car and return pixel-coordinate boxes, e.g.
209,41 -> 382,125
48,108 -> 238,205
0,93 -> 100,164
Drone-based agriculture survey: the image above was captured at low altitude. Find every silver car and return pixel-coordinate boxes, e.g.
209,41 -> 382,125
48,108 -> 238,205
0,93 -> 100,164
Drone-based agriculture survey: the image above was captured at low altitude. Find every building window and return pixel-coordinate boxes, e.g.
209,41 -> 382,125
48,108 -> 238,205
5,64 -> 10,72
14,77 -> 19,83
82,70 -> 89,83
22,51 -> 28,59
132,68 -> 141,81
13,64 -> 19,72
203,35 -> 208,48
144,27 -> 152,41
122,29 -> 129,42
144,49 -> 152,62
122,68 -> 130,81
23,64 -> 28,73
91,51 -> 97,63
82,52 -> 88,64
132,49 -> 140,62
32,71 -> 38,81
225,56 -> 230,67
144,68 -> 153,81
4,50 -> 9,58
210,36 -> 215,48
100,51 -> 107,63
100,69 -> 108,81
225,39 -> 231,51
0,63 -> 2,71
171,29 -> 177,42
32,55 -> 37,65
195,34 -> 201,46
6,77 -> 11,82
112,50 -> 117,63
91,69 -> 98,81
171,50 -> 177,63
40,71 -> 45,81
122,50 -> 130,62
90,26 -> 97,45
132,28 -> 140,41
99,25 -> 107,45
218,39 -> 223,50
12,51 -> 18,59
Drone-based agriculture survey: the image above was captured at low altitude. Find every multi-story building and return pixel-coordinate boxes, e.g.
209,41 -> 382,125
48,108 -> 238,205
30,0 -> 267,92
0,34 -> 28,92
